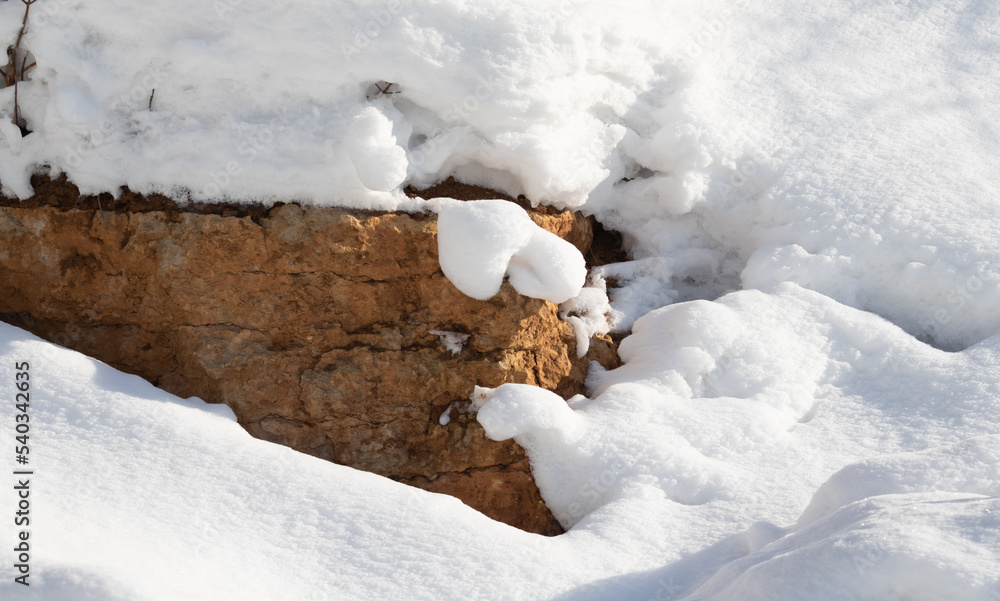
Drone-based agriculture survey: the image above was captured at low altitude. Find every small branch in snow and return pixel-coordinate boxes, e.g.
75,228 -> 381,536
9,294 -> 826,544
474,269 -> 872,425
365,80 -> 401,100
5,0 -> 36,87
13,60 -> 20,126
5,0 -> 38,133
375,81 -> 399,95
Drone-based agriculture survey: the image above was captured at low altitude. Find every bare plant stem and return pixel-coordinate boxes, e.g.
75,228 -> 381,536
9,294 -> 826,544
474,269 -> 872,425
13,54 -> 29,127
14,58 -> 20,126
6,0 -> 38,128
6,1 -> 36,86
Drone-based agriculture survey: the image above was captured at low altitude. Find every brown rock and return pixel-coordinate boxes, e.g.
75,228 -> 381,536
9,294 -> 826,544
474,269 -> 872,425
0,177 -> 620,534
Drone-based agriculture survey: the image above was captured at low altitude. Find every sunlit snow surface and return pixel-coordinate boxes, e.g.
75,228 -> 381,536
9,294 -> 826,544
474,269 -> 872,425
1,0 -> 1000,599
478,286 -> 1000,598
437,199 -> 586,303
2,299 -> 999,600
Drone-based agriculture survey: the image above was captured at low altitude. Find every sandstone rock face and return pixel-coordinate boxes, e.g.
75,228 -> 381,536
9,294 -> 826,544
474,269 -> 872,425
0,179 -> 619,535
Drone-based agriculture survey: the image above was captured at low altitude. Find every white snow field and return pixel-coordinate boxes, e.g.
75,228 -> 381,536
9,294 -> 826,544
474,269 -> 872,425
1,0 -> 999,599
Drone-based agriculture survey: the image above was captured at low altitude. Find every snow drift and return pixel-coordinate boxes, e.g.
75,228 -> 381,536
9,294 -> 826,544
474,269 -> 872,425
1,0 -> 999,599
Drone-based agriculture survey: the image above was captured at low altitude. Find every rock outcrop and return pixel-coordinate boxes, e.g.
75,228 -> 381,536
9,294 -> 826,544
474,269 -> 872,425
0,176 -> 619,535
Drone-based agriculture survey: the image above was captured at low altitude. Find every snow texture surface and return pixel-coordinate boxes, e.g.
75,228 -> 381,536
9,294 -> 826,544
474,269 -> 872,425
437,199 -> 586,304
1,0 -> 999,599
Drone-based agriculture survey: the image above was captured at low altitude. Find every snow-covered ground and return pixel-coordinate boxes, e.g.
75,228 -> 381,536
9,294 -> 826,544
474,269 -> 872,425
1,0 -> 999,599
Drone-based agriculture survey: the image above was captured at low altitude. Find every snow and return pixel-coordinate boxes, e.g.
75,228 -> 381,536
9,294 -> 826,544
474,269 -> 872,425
478,284 -> 1000,533
584,1 -> 1000,349
474,285 -> 1000,598
559,273 -> 618,357
0,324 -> 557,601
438,403 -> 453,426
476,384 -> 583,443
685,493 -> 1000,601
19,321 -> 995,601
343,104 -> 409,192
429,330 -> 471,356
437,199 -> 586,304
2,0 -> 1000,599
0,0 -> 648,208
591,258 -> 680,334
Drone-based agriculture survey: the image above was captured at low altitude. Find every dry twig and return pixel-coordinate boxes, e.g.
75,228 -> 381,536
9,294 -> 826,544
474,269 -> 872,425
4,0 -> 38,130
4,1 -> 37,86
